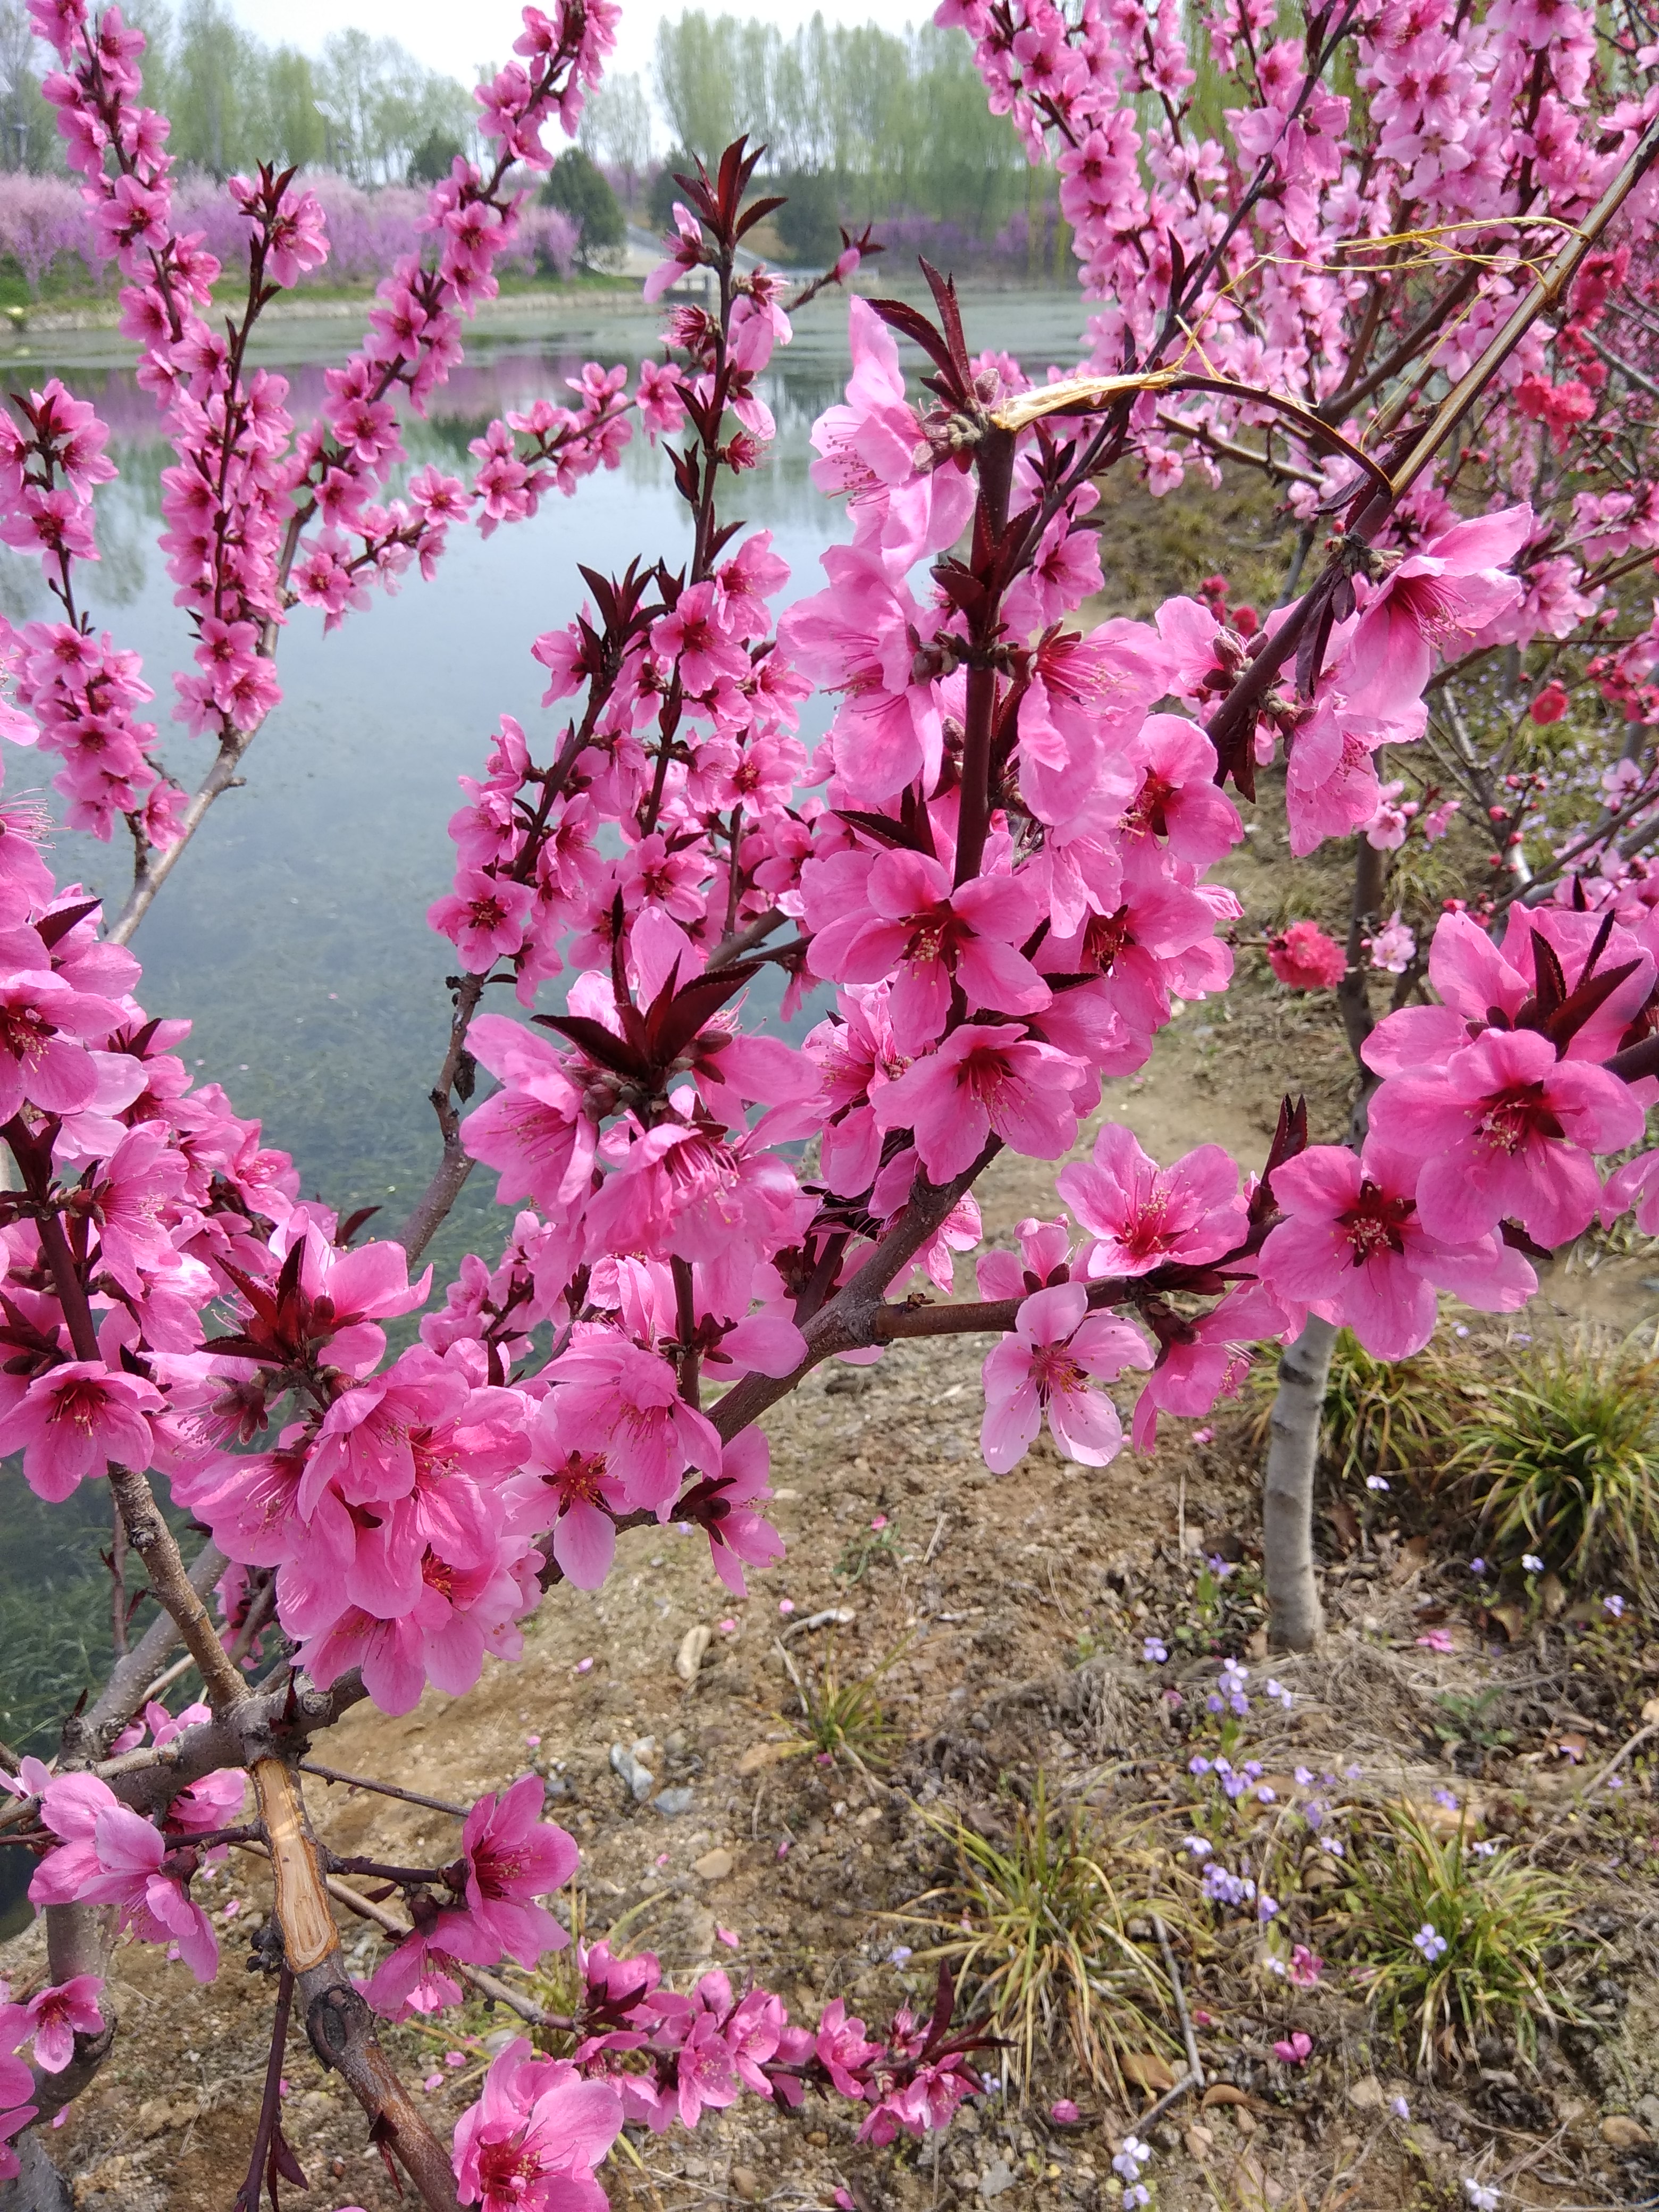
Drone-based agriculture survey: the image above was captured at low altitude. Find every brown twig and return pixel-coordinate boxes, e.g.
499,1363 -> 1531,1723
1153,1914 -> 1203,2090
233,1963 -> 295,2212
299,1761 -> 471,1820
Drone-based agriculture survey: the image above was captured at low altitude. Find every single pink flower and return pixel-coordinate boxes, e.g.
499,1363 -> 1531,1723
981,1282 -> 1151,1473
24,1976 -> 104,2072
1120,713 -> 1243,865
808,847 -> 1050,1049
462,1775 -> 578,1970
1368,1028 -> 1644,1247
1058,1122 -> 1247,1278
56,1803 -> 218,1982
1273,2030 -> 1313,2065
1132,1282 -> 1292,1450
0,1363 -> 165,1503
1259,1143 -> 1536,1360
362,1915 -> 494,2021
872,1023 -> 1081,1180
1341,506 -> 1531,712
452,2037 -> 623,2212
509,1399 -> 630,1591
426,867 -> 534,970
1530,680 -> 1569,724
548,1334 -> 723,1516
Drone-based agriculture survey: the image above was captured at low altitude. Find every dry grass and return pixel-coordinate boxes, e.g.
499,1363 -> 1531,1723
894,1776 -> 1189,2100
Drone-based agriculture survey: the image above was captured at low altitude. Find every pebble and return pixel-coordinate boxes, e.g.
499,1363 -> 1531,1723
609,1740 -> 655,1802
694,1846 -> 734,1880
979,2161 -> 1015,2200
676,1624 -> 713,1682
730,2168 -> 761,2202
1602,2115 -> 1651,2149
653,1787 -> 695,1816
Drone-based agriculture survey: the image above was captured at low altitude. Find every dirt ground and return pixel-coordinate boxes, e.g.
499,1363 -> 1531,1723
10,860 -> 1659,2211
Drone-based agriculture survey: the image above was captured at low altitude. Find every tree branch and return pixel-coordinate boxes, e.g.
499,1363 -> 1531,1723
713,1142 -> 1003,1441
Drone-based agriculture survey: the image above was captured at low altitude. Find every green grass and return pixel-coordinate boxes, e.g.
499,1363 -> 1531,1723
895,1777 -> 1187,2097
1452,1340 -> 1659,1586
1248,1326 -> 1466,1489
778,1636 -> 903,1771
1341,1800 -> 1582,2074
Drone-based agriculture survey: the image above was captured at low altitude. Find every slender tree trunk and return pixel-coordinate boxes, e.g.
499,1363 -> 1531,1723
1263,1315 -> 1336,1650
1259,815 -> 1386,1647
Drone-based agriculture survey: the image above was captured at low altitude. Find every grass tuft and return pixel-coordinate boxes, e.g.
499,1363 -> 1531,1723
1249,1327 -> 1468,1492
780,1636 -> 903,1771
895,1775 -> 1187,2098
1341,1800 -> 1582,2074
1451,1339 -> 1659,1586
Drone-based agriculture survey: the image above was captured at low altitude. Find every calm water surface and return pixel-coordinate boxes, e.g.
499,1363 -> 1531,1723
1,284 -> 1090,1283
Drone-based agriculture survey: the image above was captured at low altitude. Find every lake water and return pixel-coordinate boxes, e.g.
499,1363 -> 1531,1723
0,282 -> 1091,1284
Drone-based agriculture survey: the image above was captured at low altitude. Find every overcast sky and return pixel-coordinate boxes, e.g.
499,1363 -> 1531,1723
221,0 -> 915,120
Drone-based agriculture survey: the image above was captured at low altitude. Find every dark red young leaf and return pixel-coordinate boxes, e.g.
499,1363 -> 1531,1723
217,1257 -> 284,1334
270,2124 -> 307,2186
532,1012 -> 651,1083
1574,905 -> 1616,984
671,165 -> 718,228
577,563 -> 621,632
0,1292 -> 64,1357
1540,955 -> 1641,1050
932,558 -> 991,620
36,897 -> 101,948
1525,928 -> 1568,1019
867,295 -> 959,382
1295,592 -> 1337,698
1166,231 -> 1188,312
706,516 -> 748,564
1208,704 -> 1260,802
1499,1218 -> 1552,1261
650,959 -> 765,1067
1255,1093 -> 1309,1218
334,1205 -> 381,1248
919,258 -> 973,386
735,195 -> 786,239
114,1016 -> 166,1058
924,1959 -> 956,2052
834,807 -> 924,850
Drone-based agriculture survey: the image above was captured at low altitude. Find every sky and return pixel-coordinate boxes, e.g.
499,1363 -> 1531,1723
221,0 -> 917,124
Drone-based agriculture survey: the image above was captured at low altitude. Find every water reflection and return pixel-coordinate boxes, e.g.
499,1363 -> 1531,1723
0,286 -> 1087,1285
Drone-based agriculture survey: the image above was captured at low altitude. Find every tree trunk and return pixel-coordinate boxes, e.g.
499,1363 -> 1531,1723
1263,1316 -> 1336,1651
0,2131 -> 72,2212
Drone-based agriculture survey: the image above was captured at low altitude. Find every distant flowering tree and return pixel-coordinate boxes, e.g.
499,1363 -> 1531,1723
0,0 -> 1657,2206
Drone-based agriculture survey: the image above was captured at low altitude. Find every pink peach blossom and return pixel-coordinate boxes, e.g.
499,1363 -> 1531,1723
981,1282 -> 1151,1472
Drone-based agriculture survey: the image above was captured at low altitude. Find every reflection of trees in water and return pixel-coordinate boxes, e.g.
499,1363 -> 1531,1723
0,475 -> 150,617
30,347 -> 850,556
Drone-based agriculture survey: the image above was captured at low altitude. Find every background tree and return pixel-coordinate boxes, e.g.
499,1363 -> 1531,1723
541,143 -> 623,263
314,27 -> 472,187
578,69 -> 651,209
652,10 -> 1044,247
0,0 -> 58,171
773,165 -> 838,263
408,123 -> 465,184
